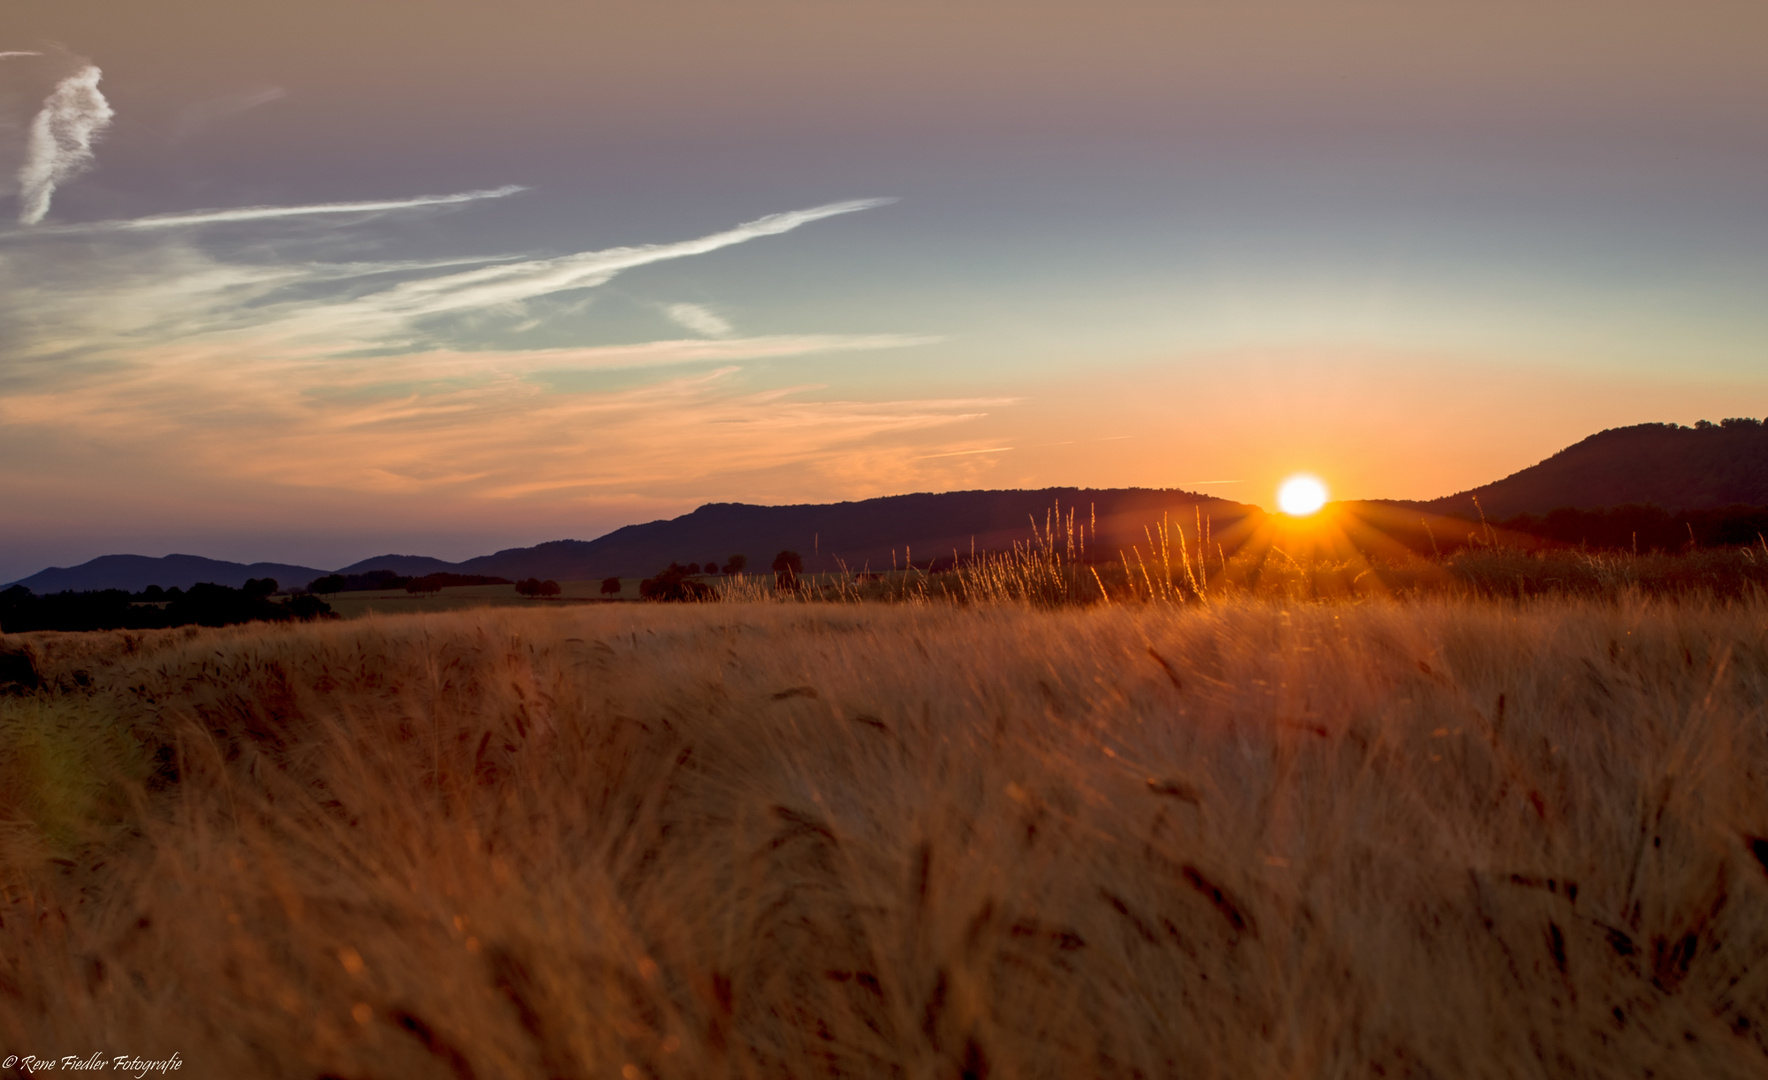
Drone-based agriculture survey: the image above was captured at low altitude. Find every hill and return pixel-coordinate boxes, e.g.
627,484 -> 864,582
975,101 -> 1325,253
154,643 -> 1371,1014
331,553 -> 463,576
1417,418 -> 1768,520
6,553 -> 330,594
452,487 -> 1260,580
3,489 -> 1257,594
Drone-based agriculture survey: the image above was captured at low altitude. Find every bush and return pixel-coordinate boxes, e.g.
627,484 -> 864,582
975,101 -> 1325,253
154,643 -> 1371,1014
639,565 -> 714,602
308,570 -> 410,594
772,550 -> 803,590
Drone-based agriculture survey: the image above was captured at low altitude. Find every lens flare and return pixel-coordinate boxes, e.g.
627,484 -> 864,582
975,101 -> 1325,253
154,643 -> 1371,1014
1278,475 -> 1328,516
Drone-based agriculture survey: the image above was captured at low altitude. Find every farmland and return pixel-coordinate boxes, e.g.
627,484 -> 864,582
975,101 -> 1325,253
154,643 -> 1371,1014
3,591 -> 1767,1077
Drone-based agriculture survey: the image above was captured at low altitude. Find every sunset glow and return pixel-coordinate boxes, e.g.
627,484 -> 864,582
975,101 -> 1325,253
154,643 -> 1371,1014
1278,475 -> 1329,517
1,1 -> 1765,581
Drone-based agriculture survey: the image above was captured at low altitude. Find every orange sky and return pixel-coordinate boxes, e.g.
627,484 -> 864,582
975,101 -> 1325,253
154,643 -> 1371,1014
2,0 -> 1766,578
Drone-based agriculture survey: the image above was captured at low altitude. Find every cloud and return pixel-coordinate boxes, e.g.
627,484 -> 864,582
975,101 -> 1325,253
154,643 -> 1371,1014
0,52 -> 44,59
318,197 -> 894,335
0,197 -> 905,364
0,192 -> 984,513
17,65 -> 113,225
384,335 -> 944,375
74,196 -> 897,351
663,302 -> 734,337
16,185 -> 527,235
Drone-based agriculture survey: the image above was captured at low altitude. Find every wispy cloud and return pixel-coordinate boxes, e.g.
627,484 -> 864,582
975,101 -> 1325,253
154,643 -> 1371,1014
664,302 -> 734,337
17,65 -> 113,225
0,52 -> 43,59
316,198 -> 894,334
0,194 -> 989,512
917,446 -> 1016,459
17,185 -> 527,235
387,335 -> 944,376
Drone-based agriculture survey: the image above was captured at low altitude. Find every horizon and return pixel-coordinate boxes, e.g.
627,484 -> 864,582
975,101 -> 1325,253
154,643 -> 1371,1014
4,1 -> 1766,583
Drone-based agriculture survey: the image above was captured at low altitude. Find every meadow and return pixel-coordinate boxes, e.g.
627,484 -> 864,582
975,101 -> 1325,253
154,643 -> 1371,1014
3,576 -> 1768,1079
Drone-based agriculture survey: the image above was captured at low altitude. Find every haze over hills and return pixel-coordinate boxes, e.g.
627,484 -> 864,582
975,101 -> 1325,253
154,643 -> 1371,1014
447,488 -> 1259,581
1413,419 -> 1768,520
10,420 -> 1768,594
8,554 -> 331,595
6,489 -> 1253,594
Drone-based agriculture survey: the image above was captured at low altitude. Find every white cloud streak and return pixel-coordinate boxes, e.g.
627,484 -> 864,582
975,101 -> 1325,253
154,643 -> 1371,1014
663,302 -> 734,337
21,185 -> 527,234
0,52 -> 44,59
17,65 -> 114,225
396,335 -> 943,375
344,198 -> 892,322
0,194 -> 982,510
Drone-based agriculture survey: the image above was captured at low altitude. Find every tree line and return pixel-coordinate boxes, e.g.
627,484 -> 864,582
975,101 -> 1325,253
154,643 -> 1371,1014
639,552 -> 807,601
0,578 -> 334,634
1494,504 -> 1768,553
306,570 -> 511,594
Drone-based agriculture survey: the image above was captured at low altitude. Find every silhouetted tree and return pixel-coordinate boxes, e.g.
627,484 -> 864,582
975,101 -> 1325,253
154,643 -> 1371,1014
772,550 -> 803,591
308,570 -> 410,594
722,554 -> 748,575
704,559 -> 720,574
639,565 -> 714,602
516,578 -> 562,597
243,577 -> 278,597
284,594 -> 337,621
600,577 -> 621,596
406,575 -> 444,595
685,563 -> 701,575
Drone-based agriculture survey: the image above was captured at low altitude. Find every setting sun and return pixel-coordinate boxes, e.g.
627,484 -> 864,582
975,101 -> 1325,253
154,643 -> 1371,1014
1277,474 -> 1329,516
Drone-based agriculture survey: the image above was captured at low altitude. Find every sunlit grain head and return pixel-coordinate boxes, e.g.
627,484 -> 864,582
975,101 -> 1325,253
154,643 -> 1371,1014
1277,474 -> 1328,516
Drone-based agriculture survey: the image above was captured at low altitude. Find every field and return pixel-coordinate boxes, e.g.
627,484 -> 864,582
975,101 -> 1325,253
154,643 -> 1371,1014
3,591 -> 1768,1078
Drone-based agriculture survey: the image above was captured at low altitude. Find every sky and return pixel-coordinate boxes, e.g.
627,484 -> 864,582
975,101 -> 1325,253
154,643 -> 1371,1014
2,0 -> 1765,581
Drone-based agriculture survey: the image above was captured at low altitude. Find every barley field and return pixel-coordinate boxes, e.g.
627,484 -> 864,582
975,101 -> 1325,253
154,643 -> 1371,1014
3,594 -> 1767,1078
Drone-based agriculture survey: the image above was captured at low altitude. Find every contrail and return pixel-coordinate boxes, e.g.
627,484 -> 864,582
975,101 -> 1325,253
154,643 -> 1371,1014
98,186 -> 528,231
376,197 -> 896,319
17,65 -> 114,225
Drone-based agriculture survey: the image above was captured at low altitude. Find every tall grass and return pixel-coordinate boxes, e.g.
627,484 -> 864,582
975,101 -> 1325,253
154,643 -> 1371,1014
725,520 -> 1768,607
4,597 -> 1768,1077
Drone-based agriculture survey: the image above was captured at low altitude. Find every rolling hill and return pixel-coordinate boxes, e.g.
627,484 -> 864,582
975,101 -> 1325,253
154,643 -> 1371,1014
6,554 -> 331,595
4,489 -> 1255,593
451,488 -> 1259,580
1416,419 -> 1768,520
12,418 -> 1767,593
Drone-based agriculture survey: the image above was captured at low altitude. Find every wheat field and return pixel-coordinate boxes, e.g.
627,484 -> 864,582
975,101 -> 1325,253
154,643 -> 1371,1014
3,595 -> 1767,1078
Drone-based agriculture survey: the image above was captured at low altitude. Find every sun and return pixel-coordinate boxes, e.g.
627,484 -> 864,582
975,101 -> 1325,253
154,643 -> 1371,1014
1277,474 -> 1329,516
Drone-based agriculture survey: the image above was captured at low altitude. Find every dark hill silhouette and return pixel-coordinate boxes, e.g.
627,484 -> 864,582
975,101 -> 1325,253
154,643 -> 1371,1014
16,419 -> 1766,593
3,489 -> 1259,594
1414,419 -> 1768,520
332,554 -> 461,576
454,488 -> 1262,580
8,554 -> 330,595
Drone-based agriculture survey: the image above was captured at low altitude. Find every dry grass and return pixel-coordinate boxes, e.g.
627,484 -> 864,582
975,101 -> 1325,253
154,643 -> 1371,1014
4,597 -> 1768,1078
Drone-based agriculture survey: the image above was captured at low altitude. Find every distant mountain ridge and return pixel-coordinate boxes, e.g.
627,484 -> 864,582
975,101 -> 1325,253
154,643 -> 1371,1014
12,419 -> 1768,593
1415,419 -> 1768,520
448,488 -> 1259,581
7,488 -> 1255,594
8,554 -> 331,595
